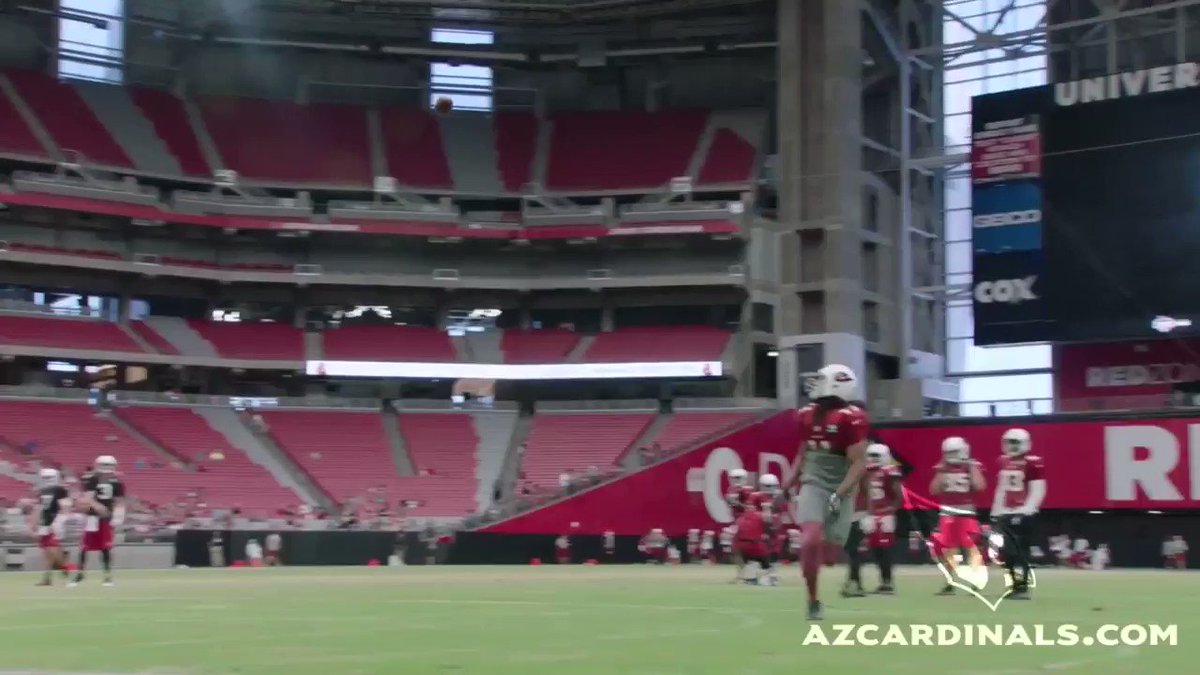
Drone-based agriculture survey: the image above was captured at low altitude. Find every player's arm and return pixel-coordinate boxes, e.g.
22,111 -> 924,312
991,463 -> 1009,518
969,462 -> 987,492
1020,459 -> 1046,516
929,468 -> 943,495
111,481 -> 127,526
833,439 -> 868,501
887,472 -> 904,510
784,427 -> 809,492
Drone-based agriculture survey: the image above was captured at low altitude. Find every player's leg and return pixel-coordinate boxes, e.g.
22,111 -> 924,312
842,518 -> 866,597
1005,516 -> 1035,597
795,484 -> 830,618
38,544 -> 56,586
872,515 -> 896,593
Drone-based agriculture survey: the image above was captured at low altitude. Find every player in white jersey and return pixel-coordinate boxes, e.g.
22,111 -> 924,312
991,429 -> 1045,599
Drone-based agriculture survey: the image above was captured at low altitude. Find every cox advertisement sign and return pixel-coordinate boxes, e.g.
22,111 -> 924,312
1055,339 -> 1200,403
971,250 -> 1053,345
483,412 -> 1200,535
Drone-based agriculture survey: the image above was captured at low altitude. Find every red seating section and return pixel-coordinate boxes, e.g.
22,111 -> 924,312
697,128 -> 757,185
6,70 -> 132,167
188,321 -> 303,360
520,413 -> 652,488
129,88 -> 211,176
0,401 -> 200,510
545,110 -> 708,190
0,315 -> 143,352
651,411 -> 759,453
582,326 -> 729,362
129,321 -> 180,355
395,414 -> 478,516
7,242 -> 121,260
259,410 -> 401,502
197,97 -> 371,184
322,325 -> 456,362
115,407 -> 299,514
0,79 -> 47,157
494,111 -> 537,191
0,472 -> 29,502
501,329 -> 579,364
378,108 -> 454,189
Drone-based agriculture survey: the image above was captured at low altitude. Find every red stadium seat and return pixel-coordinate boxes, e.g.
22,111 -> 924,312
187,321 -> 304,360
0,315 -> 144,352
545,110 -> 708,191
197,96 -> 372,185
519,413 -> 653,488
649,411 -> 760,454
581,326 -> 730,363
696,128 -> 757,185
500,329 -> 579,364
0,78 -> 49,158
378,107 -> 454,189
5,70 -> 132,167
494,111 -> 537,191
128,321 -> 181,355
129,87 -> 212,176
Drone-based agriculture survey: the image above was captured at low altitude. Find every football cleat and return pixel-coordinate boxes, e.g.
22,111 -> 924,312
840,580 -> 865,598
806,600 -> 824,621
873,584 -> 895,595
936,584 -> 955,596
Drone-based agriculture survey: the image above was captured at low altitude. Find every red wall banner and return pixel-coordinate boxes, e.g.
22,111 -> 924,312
483,411 -> 801,535
485,411 -> 1200,535
1054,339 -> 1200,406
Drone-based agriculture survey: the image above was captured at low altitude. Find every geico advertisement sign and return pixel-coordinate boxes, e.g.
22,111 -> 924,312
877,417 -> 1200,509
306,360 -> 722,380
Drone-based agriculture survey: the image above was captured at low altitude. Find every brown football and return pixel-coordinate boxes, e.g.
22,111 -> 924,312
434,97 -> 453,114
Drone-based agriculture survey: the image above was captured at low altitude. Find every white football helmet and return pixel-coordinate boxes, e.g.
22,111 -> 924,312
1002,428 -> 1031,457
94,455 -> 118,474
39,468 -> 60,488
809,364 -> 858,401
728,468 -> 749,487
941,436 -> 970,463
866,443 -> 893,467
759,473 -> 780,492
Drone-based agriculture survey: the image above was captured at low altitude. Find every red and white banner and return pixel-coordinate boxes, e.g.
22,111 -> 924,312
970,119 -> 1042,184
484,411 -> 1200,534
1054,339 -> 1200,404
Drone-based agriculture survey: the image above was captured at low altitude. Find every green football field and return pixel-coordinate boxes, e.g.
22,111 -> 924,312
0,564 -> 1195,674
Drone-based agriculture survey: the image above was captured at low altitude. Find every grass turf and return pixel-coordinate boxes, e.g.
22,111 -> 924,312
0,565 -> 1195,674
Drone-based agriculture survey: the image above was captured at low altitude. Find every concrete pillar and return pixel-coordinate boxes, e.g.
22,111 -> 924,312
600,305 -> 614,332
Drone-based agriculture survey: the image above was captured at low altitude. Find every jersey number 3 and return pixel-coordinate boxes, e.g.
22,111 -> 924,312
95,483 -> 114,501
999,470 -> 1025,492
943,473 -> 971,493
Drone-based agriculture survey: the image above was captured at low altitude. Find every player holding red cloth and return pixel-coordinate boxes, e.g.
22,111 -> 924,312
929,437 -> 987,593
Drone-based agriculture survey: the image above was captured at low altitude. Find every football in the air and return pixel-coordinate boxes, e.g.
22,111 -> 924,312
434,97 -> 453,114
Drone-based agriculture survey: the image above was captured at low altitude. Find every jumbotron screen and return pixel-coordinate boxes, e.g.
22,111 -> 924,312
970,62 -> 1200,344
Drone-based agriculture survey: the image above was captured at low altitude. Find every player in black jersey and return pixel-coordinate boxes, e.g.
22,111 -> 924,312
32,468 -> 71,586
72,455 -> 125,587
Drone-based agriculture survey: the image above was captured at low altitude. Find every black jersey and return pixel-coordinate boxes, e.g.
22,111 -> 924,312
84,473 -> 125,520
38,485 -> 69,528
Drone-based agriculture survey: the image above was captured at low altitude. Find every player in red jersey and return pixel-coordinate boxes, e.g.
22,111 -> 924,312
73,454 -> 126,587
991,428 -> 1045,599
686,528 -> 700,563
783,364 -> 870,620
639,528 -> 669,564
733,474 -> 781,586
857,443 -> 903,594
555,534 -> 571,564
725,468 -> 754,580
929,437 -> 987,593
31,468 -> 71,586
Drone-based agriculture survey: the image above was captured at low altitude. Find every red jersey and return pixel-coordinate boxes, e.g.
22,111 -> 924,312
933,459 -> 981,514
796,404 -> 869,489
864,464 -> 902,516
727,485 -> 763,517
997,454 -> 1045,510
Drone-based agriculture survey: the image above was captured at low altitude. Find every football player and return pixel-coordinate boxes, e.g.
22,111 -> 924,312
858,443 -> 903,594
725,467 -> 753,581
929,437 -> 987,593
686,528 -> 700,563
72,455 -> 126,587
555,534 -> 571,564
991,428 -> 1045,598
733,473 -> 780,586
32,468 -> 71,586
783,364 -> 870,620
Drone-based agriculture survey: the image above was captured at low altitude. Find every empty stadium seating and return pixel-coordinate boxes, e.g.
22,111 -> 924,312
378,107 -> 454,189
500,329 -> 579,364
494,111 -> 537,191
0,401 -> 222,510
129,321 -> 181,355
187,321 -> 304,360
696,128 -> 758,185
129,87 -> 212,176
197,97 -> 372,185
650,411 -> 760,453
0,315 -> 144,352
114,407 -> 299,513
581,326 -> 730,362
0,472 -> 29,502
520,413 -> 652,488
545,110 -> 708,190
0,77 -> 48,158
6,70 -> 133,167
321,325 -> 456,362
395,414 -> 479,516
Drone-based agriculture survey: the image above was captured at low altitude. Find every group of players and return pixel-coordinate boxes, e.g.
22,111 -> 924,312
31,454 -> 126,587
723,363 -> 1046,620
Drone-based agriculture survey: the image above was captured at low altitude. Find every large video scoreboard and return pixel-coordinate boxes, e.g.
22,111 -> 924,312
970,63 -> 1200,345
